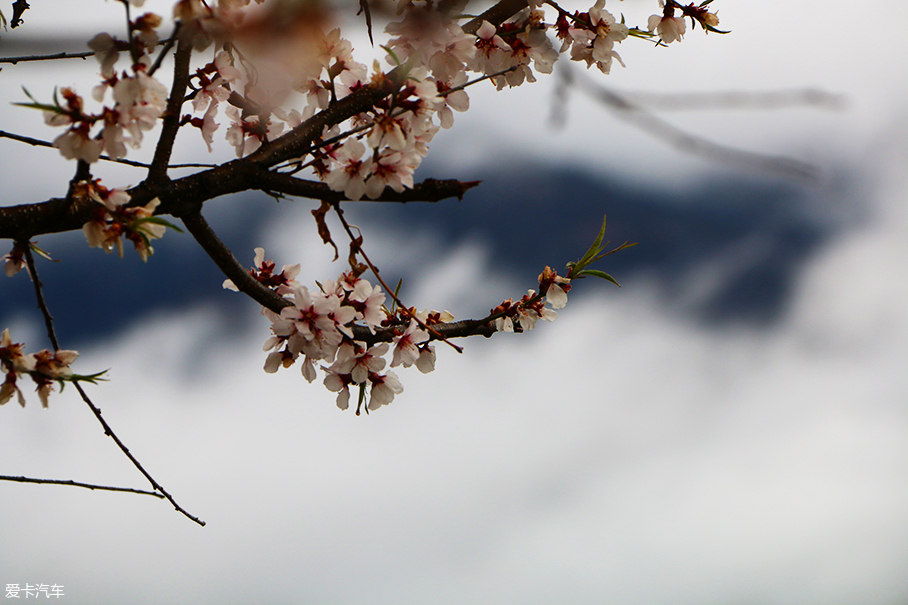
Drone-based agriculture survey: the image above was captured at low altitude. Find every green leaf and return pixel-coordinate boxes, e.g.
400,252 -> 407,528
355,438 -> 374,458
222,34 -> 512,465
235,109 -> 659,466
59,369 -> 110,392
575,269 -> 621,287
381,45 -> 401,67
572,214 -> 608,271
12,100 -> 61,113
29,242 -> 59,262
14,87 -> 62,113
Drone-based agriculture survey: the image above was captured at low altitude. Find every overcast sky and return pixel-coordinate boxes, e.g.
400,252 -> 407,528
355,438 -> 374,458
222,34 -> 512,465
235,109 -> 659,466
2,1 -> 908,604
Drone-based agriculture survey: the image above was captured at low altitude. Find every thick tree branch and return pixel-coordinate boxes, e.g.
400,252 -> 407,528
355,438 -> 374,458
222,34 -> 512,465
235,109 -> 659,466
147,36 -> 194,182
0,161 -> 478,240
259,173 -> 480,203
179,209 -> 292,313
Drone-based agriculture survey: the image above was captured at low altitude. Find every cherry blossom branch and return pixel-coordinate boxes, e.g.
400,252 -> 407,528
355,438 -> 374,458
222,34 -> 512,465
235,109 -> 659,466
0,154 -> 478,240
0,475 -> 165,499
270,67 -> 516,175
247,0 -> 530,169
181,208 -> 495,346
20,242 -> 206,527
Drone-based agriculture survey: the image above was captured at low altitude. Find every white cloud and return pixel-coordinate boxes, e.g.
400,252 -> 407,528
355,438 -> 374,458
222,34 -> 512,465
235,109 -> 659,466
5,129 -> 908,602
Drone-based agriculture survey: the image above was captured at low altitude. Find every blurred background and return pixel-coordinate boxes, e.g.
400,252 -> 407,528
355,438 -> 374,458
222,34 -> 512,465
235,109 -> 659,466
2,1 -> 907,603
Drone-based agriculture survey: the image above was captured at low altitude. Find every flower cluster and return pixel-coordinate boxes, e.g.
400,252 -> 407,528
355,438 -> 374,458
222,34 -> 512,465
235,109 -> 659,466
0,329 -> 78,408
24,0 -> 722,208
36,11 -> 168,163
161,0 -> 719,202
8,1 -> 704,411
555,0 -> 628,74
21,0 -> 719,273
227,248 -> 574,412
489,266 -> 569,332
78,180 -> 168,261
227,248 -> 433,412
222,247 -> 301,295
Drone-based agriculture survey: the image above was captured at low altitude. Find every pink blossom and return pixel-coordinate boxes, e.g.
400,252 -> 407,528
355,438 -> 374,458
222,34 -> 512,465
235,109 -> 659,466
3,244 -> 26,277
368,371 -> 403,410
648,3 -> 686,44
225,106 -> 283,157
415,345 -> 436,374
0,329 -> 35,407
54,127 -> 103,164
88,181 -> 130,211
468,21 -> 511,75
345,277 -> 387,331
88,32 -> 120,78
224,247 -> 301,295
276,286 -> 343,360
434,74 -> 470,129
112,71 -> 168,149
332,343 -> 388,384
545,278 -> 569,309
363,149 -> 416,199
391,319 -> 429,368
323,138 -> 372,201
323,370 -> 352,410
427,27 -> 477,81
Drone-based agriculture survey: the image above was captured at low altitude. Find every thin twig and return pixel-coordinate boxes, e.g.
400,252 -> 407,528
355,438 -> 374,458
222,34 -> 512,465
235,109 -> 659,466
0,130 -> 216,169
19,242 -> 206,527
71,382 -> 207,526
0,130 -> 56,149
0,475 -> 165,498
0,50 -> 93,64
333,206 -> 464,354
148,27 -> 181,77
21,240 -> 61,351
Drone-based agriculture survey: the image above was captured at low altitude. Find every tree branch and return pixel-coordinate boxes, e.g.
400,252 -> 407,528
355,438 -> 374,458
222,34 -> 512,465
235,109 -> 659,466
180,208 -> 497,347
245,0 -> 529,168
0,475 -> 165,498
20,243 -> 206,527
179,209 -> 292,313
259,173 -> 480,203
147,36 -> 194,182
